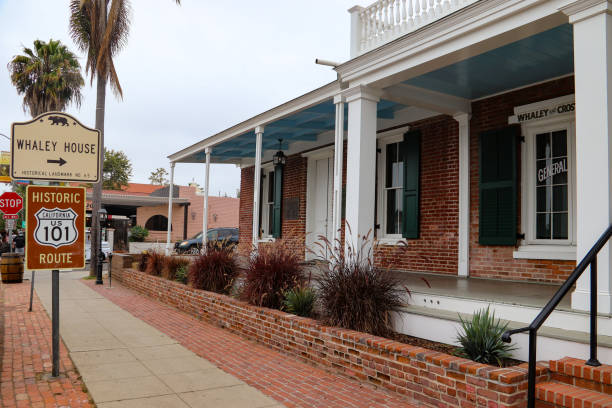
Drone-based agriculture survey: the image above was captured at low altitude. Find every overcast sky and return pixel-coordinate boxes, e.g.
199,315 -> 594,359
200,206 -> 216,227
0,0 -> 360,196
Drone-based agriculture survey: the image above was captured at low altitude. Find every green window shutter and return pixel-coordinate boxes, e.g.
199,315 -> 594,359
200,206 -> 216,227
272,164 -> 283,238
401,130 -> 421,239
479,126 -> 518,245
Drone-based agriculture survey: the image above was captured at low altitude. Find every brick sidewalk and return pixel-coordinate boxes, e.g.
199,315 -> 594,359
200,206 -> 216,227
86,280 -> 417,408
1,281 -> 92,408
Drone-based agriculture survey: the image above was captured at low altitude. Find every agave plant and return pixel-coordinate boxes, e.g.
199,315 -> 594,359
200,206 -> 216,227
455,307 -> 516,366
282,286 -> 316,317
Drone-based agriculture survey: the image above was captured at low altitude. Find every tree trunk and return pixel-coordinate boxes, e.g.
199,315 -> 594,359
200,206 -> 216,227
89,2 -> 107,277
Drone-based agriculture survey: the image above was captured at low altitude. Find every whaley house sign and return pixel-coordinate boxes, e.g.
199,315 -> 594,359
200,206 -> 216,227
11,111 -> 101,182
509,94 -> 575,124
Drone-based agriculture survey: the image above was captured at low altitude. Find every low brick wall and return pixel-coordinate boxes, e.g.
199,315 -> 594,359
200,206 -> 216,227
114,267 -> 547,407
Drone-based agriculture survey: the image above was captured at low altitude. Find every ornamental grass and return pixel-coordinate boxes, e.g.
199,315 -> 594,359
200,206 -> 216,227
242,239 -> 304,309
311,227 -> 404,337
188,242 -> 238,294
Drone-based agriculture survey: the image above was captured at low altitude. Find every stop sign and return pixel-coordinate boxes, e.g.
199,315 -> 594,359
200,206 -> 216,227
0,192 -> 24,217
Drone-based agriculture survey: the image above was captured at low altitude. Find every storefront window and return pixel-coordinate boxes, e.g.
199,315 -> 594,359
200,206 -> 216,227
535,130 -> 568,240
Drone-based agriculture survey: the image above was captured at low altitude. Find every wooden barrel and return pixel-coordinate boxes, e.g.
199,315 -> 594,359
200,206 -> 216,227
1,253 -> 24,283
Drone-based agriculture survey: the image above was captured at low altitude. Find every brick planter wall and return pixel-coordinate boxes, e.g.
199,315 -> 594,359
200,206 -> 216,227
114,266 -> 548,408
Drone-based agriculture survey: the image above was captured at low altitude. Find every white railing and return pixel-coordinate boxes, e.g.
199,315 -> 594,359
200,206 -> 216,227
350,0 -> 479,58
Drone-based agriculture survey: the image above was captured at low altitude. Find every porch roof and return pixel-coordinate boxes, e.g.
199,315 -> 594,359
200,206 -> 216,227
168,81 -> 406,165
404,24 -> 574,100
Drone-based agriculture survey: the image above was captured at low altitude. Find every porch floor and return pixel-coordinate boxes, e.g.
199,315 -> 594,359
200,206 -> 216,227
390,271 -> 572,311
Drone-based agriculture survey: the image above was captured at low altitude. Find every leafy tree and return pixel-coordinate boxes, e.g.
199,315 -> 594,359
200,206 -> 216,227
103,149 -> 132,190
69,0 -> 180,276
149,168 -> 168,185
7,39 -> 84,117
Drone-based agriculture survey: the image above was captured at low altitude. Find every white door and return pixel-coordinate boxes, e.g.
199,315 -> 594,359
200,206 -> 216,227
306,156 -> 334,259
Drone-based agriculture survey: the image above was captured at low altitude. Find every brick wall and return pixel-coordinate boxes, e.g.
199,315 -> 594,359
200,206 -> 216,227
114,266 -> 548,408
136,186 -> 239,243
237,154 -> 308,257
375,116 -> 460,275
469,76 -> 576,282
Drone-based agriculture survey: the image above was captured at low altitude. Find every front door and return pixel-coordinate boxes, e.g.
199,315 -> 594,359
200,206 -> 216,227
306,154 -> 334,260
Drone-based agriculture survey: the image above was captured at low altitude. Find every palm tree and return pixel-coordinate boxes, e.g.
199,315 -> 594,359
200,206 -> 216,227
8,39 -> 84,117
69,0 -> 180,277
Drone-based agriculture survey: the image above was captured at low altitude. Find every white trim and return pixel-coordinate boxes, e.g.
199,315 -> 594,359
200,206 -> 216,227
301,145 -> 334,159
165,162 -> 175,255
260,163 -> 275,240
202,148 -> 211,250
514,95 -> 577,259
513,245 -> 577,260
377,129 -> 409,241
454,113 -> 471,278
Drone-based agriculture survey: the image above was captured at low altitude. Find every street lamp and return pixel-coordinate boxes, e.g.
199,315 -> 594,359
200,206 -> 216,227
96,208 -> 107,285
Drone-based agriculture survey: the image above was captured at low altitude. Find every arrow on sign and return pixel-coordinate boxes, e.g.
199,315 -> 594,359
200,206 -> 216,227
47,158 -> 67,166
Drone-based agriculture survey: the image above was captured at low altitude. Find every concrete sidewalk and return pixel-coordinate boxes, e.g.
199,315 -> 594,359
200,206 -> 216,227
33,270 -> 283,408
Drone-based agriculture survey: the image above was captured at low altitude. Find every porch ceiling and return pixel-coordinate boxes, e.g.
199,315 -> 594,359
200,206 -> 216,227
404,24 -> 574,100
187,98 -> 405,164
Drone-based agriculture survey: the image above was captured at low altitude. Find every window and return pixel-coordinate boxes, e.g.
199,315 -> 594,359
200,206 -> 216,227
261,168 -> 275,238
376,127 -> 420,241
535,130 -> 569,240
144,215 -> 169,231
516,117 -> 576,259
384,142 -> 404,236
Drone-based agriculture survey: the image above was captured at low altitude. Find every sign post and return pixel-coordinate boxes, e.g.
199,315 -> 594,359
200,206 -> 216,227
12,111 -> 99,379
25,186 -> 86,377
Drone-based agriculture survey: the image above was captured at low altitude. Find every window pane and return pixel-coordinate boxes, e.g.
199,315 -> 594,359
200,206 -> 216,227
386,189 -> 402,235
553,213 -> 568,240
536,133 -> 551,160
267,171 -> 274,202
552,130 -> 567,158
536,186 -> 551,213
386,143 -> 403,188
553,185 -> 568,212
536,213 -> 551,239
552,161 -> 568,185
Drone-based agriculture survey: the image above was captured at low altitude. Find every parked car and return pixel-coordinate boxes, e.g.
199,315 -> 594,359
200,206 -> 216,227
85,241 -> 112,262
175,228 -> 238,254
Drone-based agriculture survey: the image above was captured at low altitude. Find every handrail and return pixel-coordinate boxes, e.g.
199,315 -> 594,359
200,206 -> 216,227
502,224 -> 612,408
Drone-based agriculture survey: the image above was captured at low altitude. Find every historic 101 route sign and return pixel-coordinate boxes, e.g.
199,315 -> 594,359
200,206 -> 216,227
26,186 -> 86,270
11,112 -> 100,182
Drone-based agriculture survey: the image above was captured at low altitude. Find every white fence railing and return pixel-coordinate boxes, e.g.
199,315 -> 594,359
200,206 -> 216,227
350,0 -> 479,58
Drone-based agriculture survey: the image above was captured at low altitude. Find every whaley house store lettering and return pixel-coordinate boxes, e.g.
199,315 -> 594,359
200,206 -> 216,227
510,98 -> 575,124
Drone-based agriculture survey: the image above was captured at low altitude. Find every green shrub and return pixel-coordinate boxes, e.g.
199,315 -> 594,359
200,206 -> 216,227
175,264 -> 188,284
455,307 -> 516,366
129,225 -> 149,242
282,286 -> 316,317
188,243 -> 238,294
242,239 -> 303,309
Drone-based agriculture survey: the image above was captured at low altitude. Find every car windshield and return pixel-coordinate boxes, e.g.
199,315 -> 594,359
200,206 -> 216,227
191,232 -> 202,240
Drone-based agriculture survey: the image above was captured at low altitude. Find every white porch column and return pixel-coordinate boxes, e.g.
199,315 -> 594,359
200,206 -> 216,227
332,94 -> 346,258
202,147 -> 211,250
165,162 -> 175,255
344,85 -> 380,257
564,0 -> 612,313
454,113 -> 471,277
252,126 -> 264,249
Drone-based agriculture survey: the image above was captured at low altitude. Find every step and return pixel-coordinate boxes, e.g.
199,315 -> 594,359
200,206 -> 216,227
549,357 -> 612,394
397,305 -> 612,363
535,381 -> 612,408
